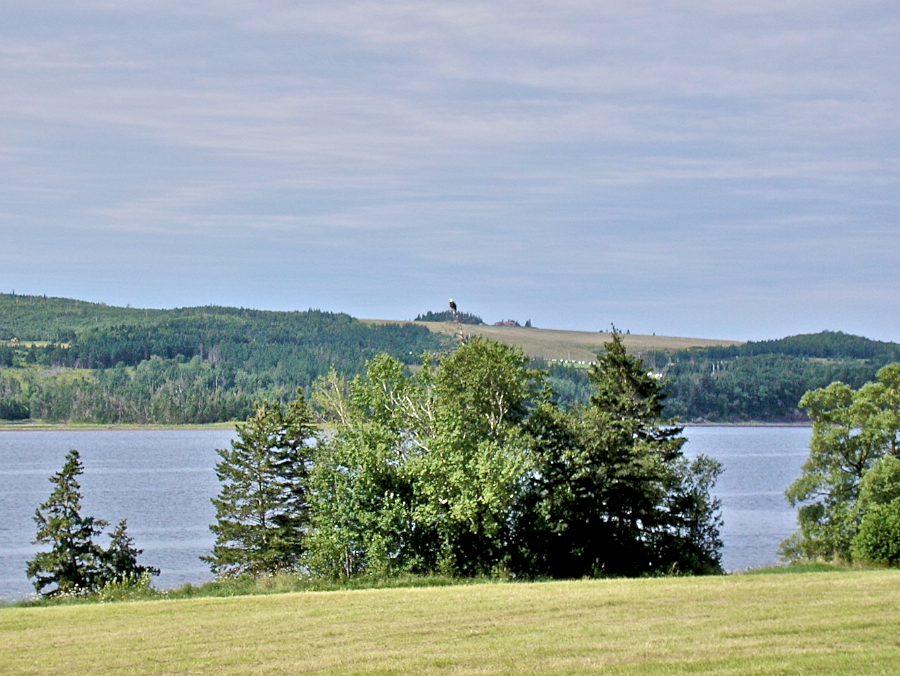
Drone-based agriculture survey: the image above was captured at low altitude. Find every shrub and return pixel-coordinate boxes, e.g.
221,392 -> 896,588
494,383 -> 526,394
852,501 -> 900,565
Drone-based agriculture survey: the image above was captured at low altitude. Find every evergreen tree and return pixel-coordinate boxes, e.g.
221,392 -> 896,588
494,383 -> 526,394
516,330 -> 723,577
102,519 -> 160,583
205,391 -> 317,577
26,449 -> 109,596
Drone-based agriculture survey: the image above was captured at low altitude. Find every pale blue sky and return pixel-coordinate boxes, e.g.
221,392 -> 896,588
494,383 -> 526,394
2,1 -> 898,341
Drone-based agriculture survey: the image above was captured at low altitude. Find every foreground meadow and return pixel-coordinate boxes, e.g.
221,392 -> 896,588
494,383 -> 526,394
2,571 -> 899,675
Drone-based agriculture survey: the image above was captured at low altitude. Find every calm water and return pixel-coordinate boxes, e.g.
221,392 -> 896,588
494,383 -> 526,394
683,426 -> 810,572
0,429 -> 233,602
0,426 -> 810,601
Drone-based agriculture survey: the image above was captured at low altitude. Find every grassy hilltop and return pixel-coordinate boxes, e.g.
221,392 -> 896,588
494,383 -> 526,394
365,318 -> 743,362
3,571 -> 899,675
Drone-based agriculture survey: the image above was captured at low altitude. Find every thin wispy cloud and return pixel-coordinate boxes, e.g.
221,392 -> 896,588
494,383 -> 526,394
1,1 -> 898,339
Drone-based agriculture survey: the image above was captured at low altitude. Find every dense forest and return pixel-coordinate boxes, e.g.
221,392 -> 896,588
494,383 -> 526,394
644,332 -> 900,422
0,294 -> 449,423
525,332 -> 900,423
414,310 -> 484,324
2,294 -> 898,424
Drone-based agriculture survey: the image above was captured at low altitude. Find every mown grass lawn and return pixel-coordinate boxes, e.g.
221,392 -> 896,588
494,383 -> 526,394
2,571 -> 899,675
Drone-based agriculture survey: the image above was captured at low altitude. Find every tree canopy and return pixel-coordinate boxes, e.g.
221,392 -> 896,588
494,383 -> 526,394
783,363 -> 900,563
210,333 -> 724,581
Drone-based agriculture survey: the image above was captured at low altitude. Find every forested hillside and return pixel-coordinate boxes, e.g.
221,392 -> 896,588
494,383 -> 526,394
646,332 -> 900,422
1,294 -> 897,424
0,294 -> 449,423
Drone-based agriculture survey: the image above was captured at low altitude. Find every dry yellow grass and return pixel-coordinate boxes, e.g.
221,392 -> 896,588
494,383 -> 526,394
364,319 -> 743,362
3,571 -> 899,675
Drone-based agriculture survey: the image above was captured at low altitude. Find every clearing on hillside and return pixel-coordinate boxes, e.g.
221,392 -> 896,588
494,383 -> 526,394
363,319 -> 743,362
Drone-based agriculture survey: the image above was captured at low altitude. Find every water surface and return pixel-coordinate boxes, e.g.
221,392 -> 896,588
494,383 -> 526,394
0,429 -> 231,602
0,425 -> 810,601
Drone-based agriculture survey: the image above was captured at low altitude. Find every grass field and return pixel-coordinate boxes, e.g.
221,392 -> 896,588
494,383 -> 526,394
3,571 -> 898,675
363,320 -> 743,362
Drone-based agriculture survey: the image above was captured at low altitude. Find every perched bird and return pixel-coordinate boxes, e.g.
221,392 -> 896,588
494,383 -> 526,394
449,299 -> 457,313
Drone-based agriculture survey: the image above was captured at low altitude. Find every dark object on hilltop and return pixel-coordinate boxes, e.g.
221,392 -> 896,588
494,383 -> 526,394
415,310 -> 484,325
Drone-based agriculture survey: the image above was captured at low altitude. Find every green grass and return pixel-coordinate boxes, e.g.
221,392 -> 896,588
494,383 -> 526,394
14,572 -> 484,606
744,561 -> 853,575
3,571 -> 898,675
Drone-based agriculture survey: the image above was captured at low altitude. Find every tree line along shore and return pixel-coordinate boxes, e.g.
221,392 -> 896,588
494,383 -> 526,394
22,330 -> 900,599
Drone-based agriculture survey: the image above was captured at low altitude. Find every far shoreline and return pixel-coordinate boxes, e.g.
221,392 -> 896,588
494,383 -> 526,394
0,421 -> 239,432
682,421 -> 812,428
0,420 -> 812,431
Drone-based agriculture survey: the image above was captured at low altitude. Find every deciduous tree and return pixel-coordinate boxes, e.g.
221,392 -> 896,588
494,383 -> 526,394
784,363 -> 900,562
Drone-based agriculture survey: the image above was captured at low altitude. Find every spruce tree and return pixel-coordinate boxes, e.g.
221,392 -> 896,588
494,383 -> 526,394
102,519 -> 160,583
204,391 -> 317,577
26,449 -> 108,596
26,450 -> 159,597
519,330 -> 723,577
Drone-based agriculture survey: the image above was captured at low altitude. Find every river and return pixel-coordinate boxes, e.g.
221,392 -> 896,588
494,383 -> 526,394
0,425 -> 810,602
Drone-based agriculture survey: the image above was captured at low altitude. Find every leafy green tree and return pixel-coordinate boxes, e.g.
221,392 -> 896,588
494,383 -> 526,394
515,331 -> 723,577
304,361 -> 427,578
852,503 -> 900,565
851,456 -> 900,565
306,341 -> 542,578
205,392 -> 317,577
304,423 -> 416,578
784,363 -> 900,561
26,450 -> 109,596
415,338 -> 539,575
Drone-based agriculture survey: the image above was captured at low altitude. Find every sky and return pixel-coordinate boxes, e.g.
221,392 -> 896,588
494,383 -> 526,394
1,1 -> 898,341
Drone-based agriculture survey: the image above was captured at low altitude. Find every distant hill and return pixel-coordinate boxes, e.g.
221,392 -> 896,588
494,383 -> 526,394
388,320 -> 899,422
741,331 -> 900,361
0,294 -> 169,341
2,293 -> 898,424
0,294 -> 449,424
642,332 -> 900,423
380,320 -> 742,362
